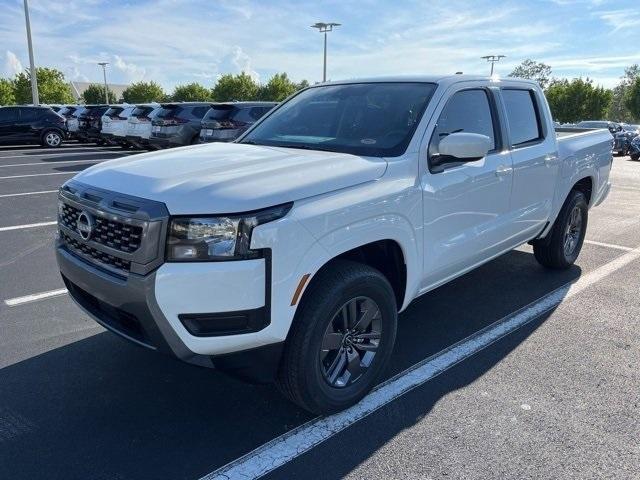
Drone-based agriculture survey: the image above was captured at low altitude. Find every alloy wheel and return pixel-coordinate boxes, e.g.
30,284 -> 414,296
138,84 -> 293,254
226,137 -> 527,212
46,132 -> 61,147
320,296 -> 382,388
563,205 -> 583,257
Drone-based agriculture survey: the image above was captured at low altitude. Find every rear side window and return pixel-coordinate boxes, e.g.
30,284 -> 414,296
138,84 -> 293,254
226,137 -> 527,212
429,89 -> 496,158
19,108 -> 44,121
0,108 -> 18,122
502,89 -> 543,147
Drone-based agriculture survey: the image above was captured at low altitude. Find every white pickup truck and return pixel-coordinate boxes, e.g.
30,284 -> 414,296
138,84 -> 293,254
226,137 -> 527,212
56,75 -> 612,414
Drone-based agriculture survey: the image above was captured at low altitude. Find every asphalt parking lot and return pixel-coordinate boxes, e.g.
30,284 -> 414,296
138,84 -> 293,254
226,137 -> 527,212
0,143 -> 638,480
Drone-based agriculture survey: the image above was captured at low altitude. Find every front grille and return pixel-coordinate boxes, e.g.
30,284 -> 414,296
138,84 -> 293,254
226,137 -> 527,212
59,203 -> 142,253
61,231 -> 131,272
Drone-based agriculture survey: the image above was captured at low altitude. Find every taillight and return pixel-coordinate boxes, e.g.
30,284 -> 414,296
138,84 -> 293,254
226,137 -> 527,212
160,117 -> 188,126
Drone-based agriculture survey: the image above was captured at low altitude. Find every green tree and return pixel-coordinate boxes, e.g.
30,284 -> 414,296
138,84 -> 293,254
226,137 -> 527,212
545,78 -> 612,123
171,82 -> 211,102
608,64 -> 640,122
122,81 -> 166,103
508,59 -> 552,90
296,79 -> 310,90
82,83 -> 117,104
258,73 -> 298,101
624,77 -> 640,121
0,78 -> 15,105
13,67 -> 74,104
211,72 -> 259,101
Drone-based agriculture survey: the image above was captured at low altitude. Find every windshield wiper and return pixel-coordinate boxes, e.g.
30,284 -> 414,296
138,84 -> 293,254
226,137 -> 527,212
272,144 -> 335,152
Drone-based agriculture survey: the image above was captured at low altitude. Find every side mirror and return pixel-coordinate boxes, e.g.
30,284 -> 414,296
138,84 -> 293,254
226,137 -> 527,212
437,132 -> 491,163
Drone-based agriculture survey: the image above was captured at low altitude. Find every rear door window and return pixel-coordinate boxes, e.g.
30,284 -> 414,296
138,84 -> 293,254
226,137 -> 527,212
502,89 -> 543,147
0,108 -> 18,123
429,89 -> 497,159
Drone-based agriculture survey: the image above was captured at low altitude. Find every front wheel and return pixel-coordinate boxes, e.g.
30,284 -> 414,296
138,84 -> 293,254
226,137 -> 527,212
533,190 -> 588,269
41,130 -> 62,148
277,260 -> 398,414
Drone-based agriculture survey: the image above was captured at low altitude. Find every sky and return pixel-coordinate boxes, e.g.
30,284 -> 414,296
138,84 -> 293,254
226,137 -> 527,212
1,0 -> 639,91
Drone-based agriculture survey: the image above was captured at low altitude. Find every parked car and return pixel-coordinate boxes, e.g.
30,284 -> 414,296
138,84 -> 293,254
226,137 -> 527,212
629,135 -> 640,161
66,106 -> 86,137
0,105 -> 67,147
56,76 -> 612,414
149,102 -> 211,148
58,105 -> 79,120
613,124 -> 640,155
76,105 -> 110,144
125,104 -> 160,149
576,120 -> 621,135
101,105 -> 135,147
199,102 -> 276,143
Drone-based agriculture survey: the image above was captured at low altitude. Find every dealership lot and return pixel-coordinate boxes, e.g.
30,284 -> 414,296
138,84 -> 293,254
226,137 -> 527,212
0,144 -> 638,479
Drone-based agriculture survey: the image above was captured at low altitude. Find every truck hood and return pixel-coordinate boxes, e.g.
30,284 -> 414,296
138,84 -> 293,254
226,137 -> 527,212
73,142 -> 387,214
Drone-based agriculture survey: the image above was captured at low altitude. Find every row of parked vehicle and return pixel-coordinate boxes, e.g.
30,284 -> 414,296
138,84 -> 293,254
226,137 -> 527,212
566,120 -> 640,160
61,101 -> 277,150
0,101 -> 277,149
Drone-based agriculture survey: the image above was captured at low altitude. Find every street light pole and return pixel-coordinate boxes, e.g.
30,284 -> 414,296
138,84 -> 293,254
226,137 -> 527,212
98,62 -> 109,104
481,55 -> 506,76
23,0 -> 39,105
311,22 -> 340,82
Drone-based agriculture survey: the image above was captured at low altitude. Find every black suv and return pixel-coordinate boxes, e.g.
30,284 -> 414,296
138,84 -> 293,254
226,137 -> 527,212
76,105 -> 110,144
199,102 -> 276,143
149,102 -> 211,148
0,106 -> 67,148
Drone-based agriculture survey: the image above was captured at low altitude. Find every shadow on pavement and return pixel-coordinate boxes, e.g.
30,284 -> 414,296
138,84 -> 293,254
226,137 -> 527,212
0,250 -> 581,480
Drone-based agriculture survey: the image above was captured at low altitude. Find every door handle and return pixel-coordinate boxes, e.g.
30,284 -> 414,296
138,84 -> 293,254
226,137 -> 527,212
544,154 -> 558,165
495,165 -> 513,177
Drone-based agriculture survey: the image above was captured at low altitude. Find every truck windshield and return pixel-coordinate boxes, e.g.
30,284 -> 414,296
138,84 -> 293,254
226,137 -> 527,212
240,82 -> 437,157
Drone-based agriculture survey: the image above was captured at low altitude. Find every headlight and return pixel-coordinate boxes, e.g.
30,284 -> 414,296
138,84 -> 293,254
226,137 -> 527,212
166,203 -> 292,261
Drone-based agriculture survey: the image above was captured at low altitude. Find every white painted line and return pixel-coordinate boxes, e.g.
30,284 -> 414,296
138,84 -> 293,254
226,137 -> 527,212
0,159 -> 104,168
204,245 -> 640,480
0,172 -> 76,180
584,239 -> 634,252
0,190 -> 58,198
0,221 -> 57,232
4,288 -> 68,307
0,150 -> 125,160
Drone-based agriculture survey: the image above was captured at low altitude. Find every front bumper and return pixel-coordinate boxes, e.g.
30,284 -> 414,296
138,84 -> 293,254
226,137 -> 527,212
55,182 -> 283,380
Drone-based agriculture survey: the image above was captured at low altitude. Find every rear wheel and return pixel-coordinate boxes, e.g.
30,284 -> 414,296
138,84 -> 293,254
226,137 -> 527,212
631,154 -> 639,161
41,130 -> 62,148
277,260 -> 397,414
533,190 -> 588,269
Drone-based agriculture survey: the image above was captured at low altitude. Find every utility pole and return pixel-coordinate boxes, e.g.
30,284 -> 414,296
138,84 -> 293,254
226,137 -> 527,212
98,62 -> 109,104
23,0 -> 39,105
311,22 -> 341,82
481,55 -> 506,76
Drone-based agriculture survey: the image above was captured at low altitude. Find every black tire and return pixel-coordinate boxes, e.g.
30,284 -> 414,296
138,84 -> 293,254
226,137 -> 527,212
533,190 -> 588,269
277,260 -> 398,414
41,129 -> 63,148
631,154 -> 639,161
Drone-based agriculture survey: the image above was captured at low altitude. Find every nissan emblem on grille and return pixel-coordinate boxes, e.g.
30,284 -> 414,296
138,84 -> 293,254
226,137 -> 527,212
76,211 -> 95,241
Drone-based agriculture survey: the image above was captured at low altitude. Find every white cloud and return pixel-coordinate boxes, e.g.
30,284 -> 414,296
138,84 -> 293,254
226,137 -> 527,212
229,46 -> 259,82
4,50 -> 23,76
113,55 -> 146,82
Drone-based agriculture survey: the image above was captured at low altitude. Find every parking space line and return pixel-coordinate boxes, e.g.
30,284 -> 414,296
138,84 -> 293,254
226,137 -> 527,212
584,239 -> 635,252
0,150 -> 129,161
0,221 -> 57,232
204,245 -> 640,480
0,172 -> 77,180
4,288 -> 68,307
0,190 -> 58,198
0,159 -> 105,168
